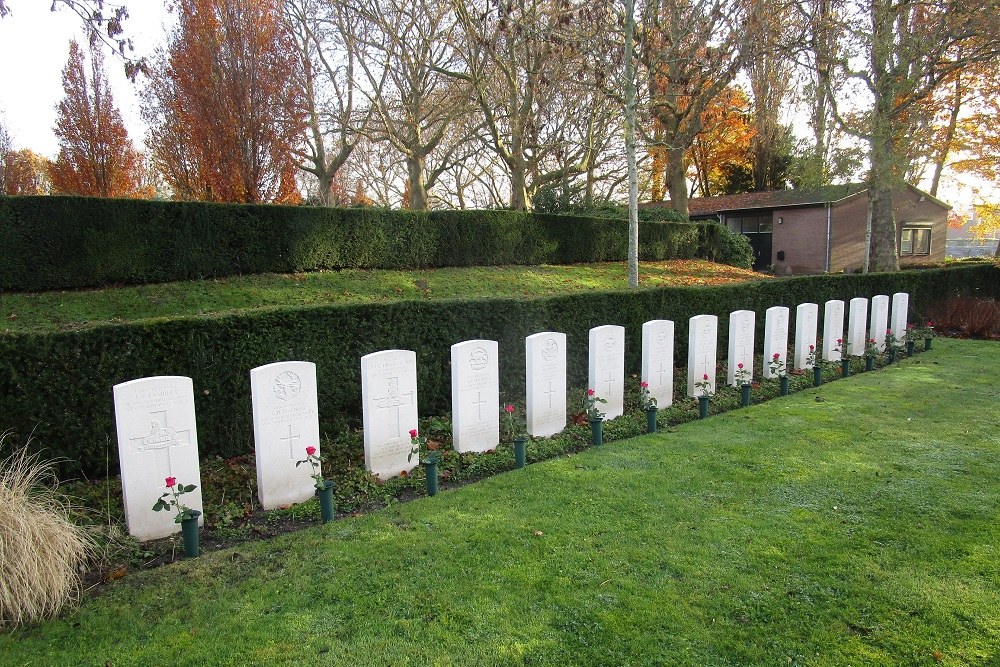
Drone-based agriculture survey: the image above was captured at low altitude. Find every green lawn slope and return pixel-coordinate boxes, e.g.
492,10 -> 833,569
0,260 -> 764,333
5,338 -> 999,666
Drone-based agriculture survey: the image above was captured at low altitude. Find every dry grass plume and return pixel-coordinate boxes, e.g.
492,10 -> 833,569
0,434 -> 93,628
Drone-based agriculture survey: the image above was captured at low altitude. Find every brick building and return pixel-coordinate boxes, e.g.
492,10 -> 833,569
646,183 -> 950,273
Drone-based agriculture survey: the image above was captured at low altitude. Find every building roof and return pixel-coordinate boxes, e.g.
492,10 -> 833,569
647,183 -> 950,217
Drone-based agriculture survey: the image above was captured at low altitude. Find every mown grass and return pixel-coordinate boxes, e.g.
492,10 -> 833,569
4,338 -> 999,666
0,260 -> 766,333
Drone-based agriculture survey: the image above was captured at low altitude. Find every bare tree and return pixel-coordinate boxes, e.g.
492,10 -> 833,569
348,0 -> 473,210
746,0 -> 794,190
285,0 -> 375,206
641,0 -> 753,216
822,0 -> 1000,271
0,115 -> 11,193
452,0 -> 605,210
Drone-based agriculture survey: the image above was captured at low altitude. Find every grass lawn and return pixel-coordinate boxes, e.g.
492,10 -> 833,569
0,259 -> 766,333
5,338 -> 999,666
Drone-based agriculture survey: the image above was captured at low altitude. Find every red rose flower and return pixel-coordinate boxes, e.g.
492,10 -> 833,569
586,388 -> 595,396
737,363 -> 743,369
165,476 -> 176,488
773,353 -> 780,359
409,429 -> 418,439
703,374 -> 709,381
809,344 -> 814,350
640,381 -> 648,388
504,404 -> 515,413
305,445 -> 316,456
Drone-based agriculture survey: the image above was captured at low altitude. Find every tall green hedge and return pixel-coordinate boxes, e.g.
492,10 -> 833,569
1,264 -> 995,478
0,196 -> 748,291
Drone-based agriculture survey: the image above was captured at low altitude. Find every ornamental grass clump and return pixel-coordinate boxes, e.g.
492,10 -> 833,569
0,437 -> 93,628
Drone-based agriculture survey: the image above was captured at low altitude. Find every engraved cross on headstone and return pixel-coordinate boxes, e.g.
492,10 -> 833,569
604,367 -> 615,395
129,410 -> 191,478
472,391 -> 486,422
373,376 -> 414,438
544,381 -> 557,408
280,423 -> 301,460
656,362 -> 667,387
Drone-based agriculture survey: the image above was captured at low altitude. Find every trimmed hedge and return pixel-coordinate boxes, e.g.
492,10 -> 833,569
1,264 -> 996,478
0,196 -> 749,291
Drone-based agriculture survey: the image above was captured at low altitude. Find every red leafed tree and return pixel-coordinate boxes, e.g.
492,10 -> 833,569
145,0 -> 304,204
49,40 -> 150,198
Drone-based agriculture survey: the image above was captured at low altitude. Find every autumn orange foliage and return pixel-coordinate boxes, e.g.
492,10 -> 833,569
146,0 -> 304,204
2,149 -> 49,195
49,40 -> 151,199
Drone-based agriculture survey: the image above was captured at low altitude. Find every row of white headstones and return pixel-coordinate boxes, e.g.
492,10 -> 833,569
113,292 -> 909,540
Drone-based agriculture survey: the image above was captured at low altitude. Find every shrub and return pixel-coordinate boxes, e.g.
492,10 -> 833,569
1,196 -> 740,291
925,297 -> 1000,339
1,264 -> 996,479
0,435 -> 92,628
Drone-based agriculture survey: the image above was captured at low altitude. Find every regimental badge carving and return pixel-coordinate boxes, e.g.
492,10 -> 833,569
469,347 -> 489,372
273,371 -> 302,401
541,338 -> 559,361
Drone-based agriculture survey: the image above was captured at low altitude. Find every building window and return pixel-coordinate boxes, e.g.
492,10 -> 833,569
901,226 -> 931,256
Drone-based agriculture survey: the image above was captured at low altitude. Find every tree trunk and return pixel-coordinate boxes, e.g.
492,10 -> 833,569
867,122 -> 900,273
407,154 -> 428,211
624,0 -> 639,289
665,147 -> 688,217
509,161 -> 529,210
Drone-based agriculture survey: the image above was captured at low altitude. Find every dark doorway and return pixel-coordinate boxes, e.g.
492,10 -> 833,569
733,215 -> 773,270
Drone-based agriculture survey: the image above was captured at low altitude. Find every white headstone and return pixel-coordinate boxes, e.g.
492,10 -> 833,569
641,320 -> 674,408
250,361 -> 321,510
687,315 -> 718,397
823,300 -> 845,362
763,306 -> 790,379
113,376 -> 203,542
890,292 -> 909,346
794,303 -> 819,370
526,332 -> 567,437
847,297 -> 869,357
588,325 -> 625,420
726,310 -> 755,386
869,295 -> 890,351
451,339 -> 500,453
361,350 -> 418,478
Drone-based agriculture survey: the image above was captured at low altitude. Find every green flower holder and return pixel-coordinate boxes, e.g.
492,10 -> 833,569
779,376 -> 789,396
423,457 -> 440,496
865,356 -> 875,372
316,480 -> 335,523
841,358 -> 851,378
740,384 -> 751,407
925,338 -> 932,351
906,341 -> 915,356
181,510 -> 201,558
813,366 -> 823,387
590,419 -> 603,446
646,407 -> 658,434
888,348 -> 896,364
698,396 -> 710,419
514,437 -> 527,469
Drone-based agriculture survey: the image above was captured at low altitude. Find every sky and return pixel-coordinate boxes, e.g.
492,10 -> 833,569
0,2 -> 172,157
